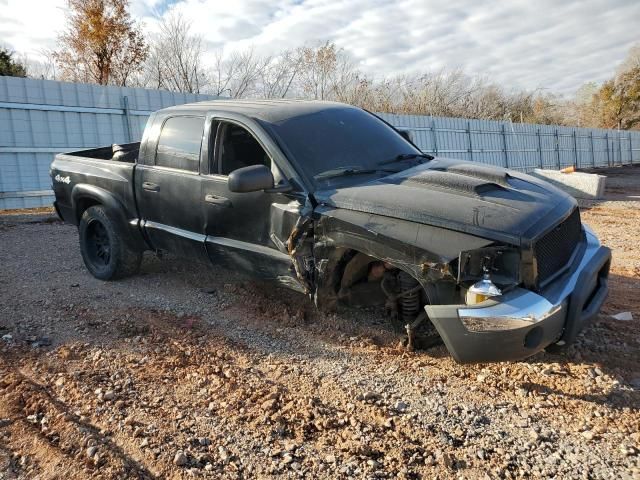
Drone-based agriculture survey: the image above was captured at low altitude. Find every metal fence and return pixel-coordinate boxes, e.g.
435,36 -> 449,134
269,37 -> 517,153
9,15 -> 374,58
0,77 -> 216,209
378,113 -> 640,172
1,76 -> 639,209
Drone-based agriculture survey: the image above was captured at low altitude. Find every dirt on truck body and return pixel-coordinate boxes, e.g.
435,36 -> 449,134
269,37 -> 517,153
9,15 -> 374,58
48,99 -> 611,364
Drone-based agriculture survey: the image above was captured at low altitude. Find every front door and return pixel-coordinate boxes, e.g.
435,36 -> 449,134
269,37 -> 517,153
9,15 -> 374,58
201,119 -> 302,286
136,115 -> 207,259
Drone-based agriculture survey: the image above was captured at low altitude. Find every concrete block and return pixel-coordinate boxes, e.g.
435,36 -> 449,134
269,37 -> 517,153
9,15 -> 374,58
531,169 -> 606,200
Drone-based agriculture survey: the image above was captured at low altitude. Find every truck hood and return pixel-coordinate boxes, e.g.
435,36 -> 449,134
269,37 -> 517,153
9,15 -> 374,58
313,158 -> 577,246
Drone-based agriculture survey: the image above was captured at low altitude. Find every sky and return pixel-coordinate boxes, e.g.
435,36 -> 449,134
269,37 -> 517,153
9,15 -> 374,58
1,0 -> 638,95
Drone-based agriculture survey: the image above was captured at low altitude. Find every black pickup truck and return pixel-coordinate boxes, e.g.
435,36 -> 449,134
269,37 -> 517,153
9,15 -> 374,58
50,100 -> 611,363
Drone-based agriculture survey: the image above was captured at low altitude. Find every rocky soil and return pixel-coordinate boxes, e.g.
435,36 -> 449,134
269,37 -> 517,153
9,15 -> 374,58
1,166 -> 639,479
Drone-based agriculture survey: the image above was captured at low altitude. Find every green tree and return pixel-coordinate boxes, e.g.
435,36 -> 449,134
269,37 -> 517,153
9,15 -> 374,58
0,48 -> 27,77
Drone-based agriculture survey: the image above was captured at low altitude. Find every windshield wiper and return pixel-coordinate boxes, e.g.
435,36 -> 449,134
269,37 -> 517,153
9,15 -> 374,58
314,166 -> 380,180
376,153 -> 434,166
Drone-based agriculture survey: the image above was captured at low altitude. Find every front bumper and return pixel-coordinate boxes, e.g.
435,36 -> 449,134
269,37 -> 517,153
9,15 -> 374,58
426,227 -> 611,363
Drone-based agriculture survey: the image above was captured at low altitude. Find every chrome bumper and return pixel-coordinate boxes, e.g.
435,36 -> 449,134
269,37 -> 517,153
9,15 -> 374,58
458,226 -> 603,332
426,226 -> 611,363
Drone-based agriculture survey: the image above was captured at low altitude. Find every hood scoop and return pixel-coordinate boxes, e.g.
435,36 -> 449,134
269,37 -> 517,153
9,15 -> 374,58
314,157 -> 575,246
400,169 -> 509,196
435,163 -> 513,187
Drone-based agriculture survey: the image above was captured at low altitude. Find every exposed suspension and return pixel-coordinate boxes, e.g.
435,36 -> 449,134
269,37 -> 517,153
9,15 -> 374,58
398,271 -> 422,322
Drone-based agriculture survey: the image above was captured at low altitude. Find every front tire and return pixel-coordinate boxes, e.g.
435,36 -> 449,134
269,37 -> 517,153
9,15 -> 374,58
79,205 -> 142,280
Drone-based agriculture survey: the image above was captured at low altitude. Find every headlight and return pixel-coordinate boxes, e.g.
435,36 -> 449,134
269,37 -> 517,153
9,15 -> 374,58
465,273 -> 502,305
458,245 -> 520,303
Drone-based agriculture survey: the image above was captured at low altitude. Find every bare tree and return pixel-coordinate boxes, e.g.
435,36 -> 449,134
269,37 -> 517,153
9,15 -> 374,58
260,49 -> 302,99
24,50 -> 58,80
208,47 -> 272,98
563,87 -> 592,128
53,16 -> 640,130
328,53 -> 362,103
208,49 -> 233,96
297,41 -> 339,100
142,13 -> 207,93
227,49 -> 270,98
138,46 -> 164,89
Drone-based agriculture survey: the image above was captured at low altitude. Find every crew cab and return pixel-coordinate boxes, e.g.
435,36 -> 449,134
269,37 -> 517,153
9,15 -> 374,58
50,100 -> 611,362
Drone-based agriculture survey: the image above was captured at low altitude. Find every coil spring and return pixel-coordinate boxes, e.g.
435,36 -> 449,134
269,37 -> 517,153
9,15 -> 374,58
398,271 -> 421,322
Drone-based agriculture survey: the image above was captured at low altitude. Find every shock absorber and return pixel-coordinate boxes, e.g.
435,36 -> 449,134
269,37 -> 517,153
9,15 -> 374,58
398,271 -> 421,323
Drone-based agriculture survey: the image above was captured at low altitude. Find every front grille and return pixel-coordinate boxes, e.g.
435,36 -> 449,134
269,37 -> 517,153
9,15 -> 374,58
534,208 -> 583,286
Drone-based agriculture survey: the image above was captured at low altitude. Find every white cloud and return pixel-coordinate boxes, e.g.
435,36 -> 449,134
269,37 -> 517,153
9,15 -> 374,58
2,0 -> 638,95
1,0 -> 66,55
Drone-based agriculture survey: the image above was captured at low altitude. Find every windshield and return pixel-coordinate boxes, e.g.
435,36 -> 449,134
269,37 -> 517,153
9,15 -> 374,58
262,107 -> 423,183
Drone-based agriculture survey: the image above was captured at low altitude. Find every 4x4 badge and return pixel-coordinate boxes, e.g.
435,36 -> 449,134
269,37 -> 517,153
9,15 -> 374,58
54,174 -> 71,184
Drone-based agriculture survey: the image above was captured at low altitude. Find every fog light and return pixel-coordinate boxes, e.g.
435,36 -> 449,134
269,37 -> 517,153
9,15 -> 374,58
524,326 -> 543,349
465,273 -> 502,305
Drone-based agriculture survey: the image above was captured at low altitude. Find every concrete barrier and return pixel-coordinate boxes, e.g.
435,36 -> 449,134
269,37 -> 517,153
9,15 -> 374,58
531,169 -> 606,200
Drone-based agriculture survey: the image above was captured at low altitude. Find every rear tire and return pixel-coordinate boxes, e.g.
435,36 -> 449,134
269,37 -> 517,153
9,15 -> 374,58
79,205 -> 142,280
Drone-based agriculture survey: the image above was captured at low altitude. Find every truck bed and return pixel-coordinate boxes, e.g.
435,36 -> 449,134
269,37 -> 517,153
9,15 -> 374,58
50,142 -> 141,227
64,142 -> 141,162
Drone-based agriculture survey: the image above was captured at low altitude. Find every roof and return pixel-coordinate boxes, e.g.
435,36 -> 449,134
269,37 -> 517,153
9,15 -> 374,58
159,99 -> 356,124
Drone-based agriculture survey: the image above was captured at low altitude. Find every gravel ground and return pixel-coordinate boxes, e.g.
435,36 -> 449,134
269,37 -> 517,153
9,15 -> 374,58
1,166 -> 639,479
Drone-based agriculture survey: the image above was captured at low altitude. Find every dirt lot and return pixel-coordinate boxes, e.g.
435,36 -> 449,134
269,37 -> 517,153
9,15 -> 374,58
1,166 -> 639,480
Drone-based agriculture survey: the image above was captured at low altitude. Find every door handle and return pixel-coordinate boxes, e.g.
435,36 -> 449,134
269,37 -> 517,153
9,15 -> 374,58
142,182 -> 159,192
204,194 -> 231,207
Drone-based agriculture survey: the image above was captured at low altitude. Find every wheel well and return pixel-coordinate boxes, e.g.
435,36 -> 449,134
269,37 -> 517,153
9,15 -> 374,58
332,249 -> 418,292
331,248 -> 430,317
75,197 -> 101,223
327,248 -> 444,349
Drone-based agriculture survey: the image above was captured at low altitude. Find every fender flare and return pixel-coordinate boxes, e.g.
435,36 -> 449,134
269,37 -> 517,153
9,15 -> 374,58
71,184 -> 147,251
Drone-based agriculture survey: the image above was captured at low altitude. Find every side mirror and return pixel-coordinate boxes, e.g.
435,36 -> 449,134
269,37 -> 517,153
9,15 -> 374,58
228,165 -> 275,193
398,129 -> 413,143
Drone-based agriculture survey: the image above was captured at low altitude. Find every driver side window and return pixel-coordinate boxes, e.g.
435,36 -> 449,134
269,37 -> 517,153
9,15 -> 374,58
214,122 -> 271,175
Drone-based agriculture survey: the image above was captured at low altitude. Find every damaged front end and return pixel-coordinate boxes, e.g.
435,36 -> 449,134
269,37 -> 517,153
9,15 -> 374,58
284,205 -> 480,350
456,245 -> 520,305
426,227 -> 611,363
282,203 -> 610,364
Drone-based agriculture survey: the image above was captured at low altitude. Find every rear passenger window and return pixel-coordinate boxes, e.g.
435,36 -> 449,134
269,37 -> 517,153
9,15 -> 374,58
155,116 -> 205,172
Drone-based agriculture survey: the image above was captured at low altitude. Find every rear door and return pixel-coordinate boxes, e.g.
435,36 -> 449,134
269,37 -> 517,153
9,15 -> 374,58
136,114 -> 208,259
